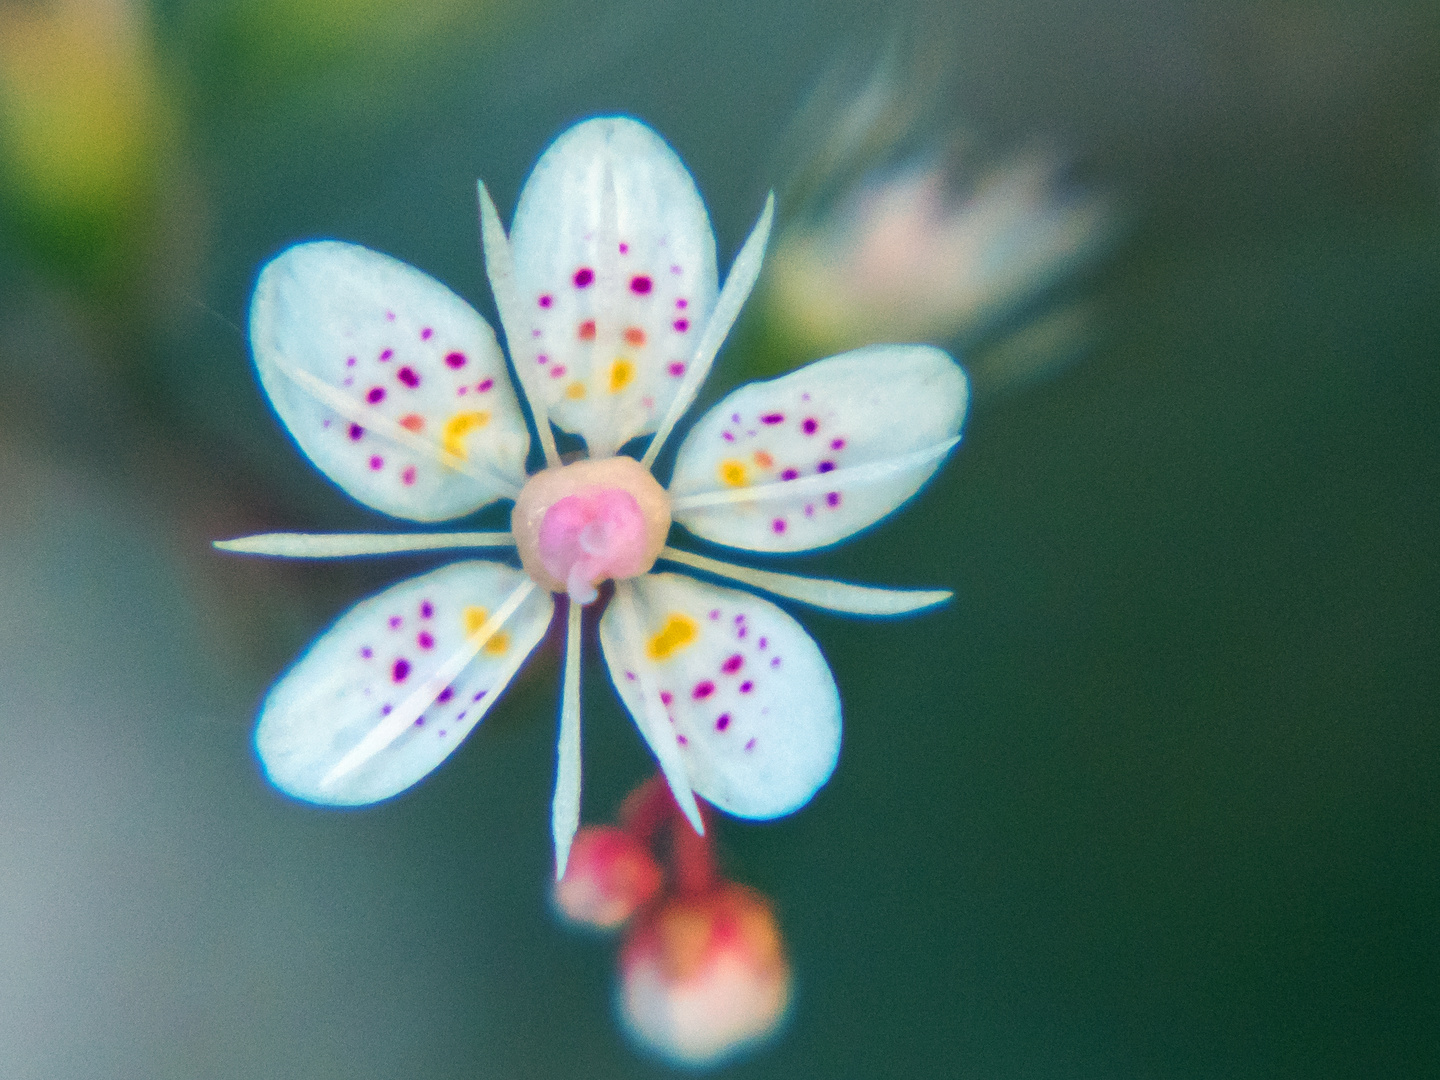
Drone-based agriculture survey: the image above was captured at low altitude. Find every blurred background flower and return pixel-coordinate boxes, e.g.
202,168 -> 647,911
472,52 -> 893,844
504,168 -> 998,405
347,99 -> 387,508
557,776 -> 792,1068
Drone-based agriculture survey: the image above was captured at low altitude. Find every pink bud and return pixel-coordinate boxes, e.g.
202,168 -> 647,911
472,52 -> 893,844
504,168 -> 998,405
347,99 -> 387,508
619,884 -> 791,1066
554,826 -> 663,930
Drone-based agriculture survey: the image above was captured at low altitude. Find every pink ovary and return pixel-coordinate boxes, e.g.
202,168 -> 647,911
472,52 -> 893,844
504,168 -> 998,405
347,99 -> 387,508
538,488 -> 651,604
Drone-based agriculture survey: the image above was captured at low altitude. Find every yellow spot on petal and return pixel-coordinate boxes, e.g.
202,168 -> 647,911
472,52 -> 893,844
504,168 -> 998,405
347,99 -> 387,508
463,606 -> 510,654
647,612 -> 698,661
753,450 -> 773,468
718,459 -> 748,487
566,381 -> 587,400
608,358 -> 635,393
442,411 -> 490,457
463,606 -> 489,636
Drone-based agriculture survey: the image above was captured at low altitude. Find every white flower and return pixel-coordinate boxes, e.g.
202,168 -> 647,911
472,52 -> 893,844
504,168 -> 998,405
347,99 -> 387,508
766,154 -> 1111,355
218,117 -> 969,876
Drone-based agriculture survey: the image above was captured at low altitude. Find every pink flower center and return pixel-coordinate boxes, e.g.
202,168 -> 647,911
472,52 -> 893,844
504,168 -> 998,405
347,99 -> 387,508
512,456 -> 672,604
539,488 -> 649,604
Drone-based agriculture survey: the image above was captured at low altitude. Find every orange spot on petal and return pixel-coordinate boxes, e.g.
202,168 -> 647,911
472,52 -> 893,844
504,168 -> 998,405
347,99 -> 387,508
399,413 -> 425,432
578,319 -> 597,341
623,326 -> 647,347
753,450 -> 774,468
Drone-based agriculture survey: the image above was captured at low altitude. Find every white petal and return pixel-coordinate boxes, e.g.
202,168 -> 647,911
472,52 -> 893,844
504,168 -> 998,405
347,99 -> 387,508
641,193 -> 774,469
250,241 -> 530,521
601,582 -> 705,833
507,117 -> 719,457
599,573 -> 840,820
255,561 -> 554,806
553,599 -> 583,879
668,345 -> 968,552
658,546 -> 952,616
214,531 -> 513,558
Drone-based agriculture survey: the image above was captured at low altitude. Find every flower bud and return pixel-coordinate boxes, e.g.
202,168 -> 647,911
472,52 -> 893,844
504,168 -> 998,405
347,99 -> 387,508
619,884 -> 791,1066
553,826 -> 663,930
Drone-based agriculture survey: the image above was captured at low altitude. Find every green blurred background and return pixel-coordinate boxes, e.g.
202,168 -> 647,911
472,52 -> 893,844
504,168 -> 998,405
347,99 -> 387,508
1,0 -> 1437,1076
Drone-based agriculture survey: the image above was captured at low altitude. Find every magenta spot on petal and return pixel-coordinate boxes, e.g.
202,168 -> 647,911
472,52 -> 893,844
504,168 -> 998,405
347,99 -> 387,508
366,386 -> 386,404
676,297 -> 687,309
745,737 -> 757,751
831,437 -> 846,450
380,348 -> 393,361
722,654 -> 744,674
401,465 -> 416,485
439,730 -> 447,737
473,690 -> 486,702
731,412 -> 741,423
444,351 -> 467,369
780,468 -> 799,481
618,242 -> 629,254
670,264 -> 682,275
348,423 -> 364,440
573,267 -> 594,288
667,361 -> 686,377
693,681 -> 715,700
437,686 -> 454,703
385,311 -> 395,321
826,491 -> 841,507
413,717 -> 424,727
392,658 -> 411,682
625,670 -> 636,681
739,680 -> 753,694
803,417 -> 818,435
805,504 -> 815,516
420,601 -> 433,618
758,636 -> 768,649
660,690 -> 673,705
369,455 -> 384,470
772,518 -> 787,534
715,713 -> 731,732
382,704 -> 392,715
537,354 -> 548,365
677,734 -> 689,746
817,460 -> 836,473
629,275 -> 652,294
539,294 -> 553,308
477,378 -> 493,391
551,365 -> 567,378
417,631 -> 434,649
770,656 -> 781,668
397,366 -> 420,388
346,356 -> 357,367
388,616 -> 402,629
360,647 -> 373,659
722,431 -> 735,442
761,413 -> 784,425
673,318 -> 689,332
421,327 -> 433,340
709,609 -> 720,620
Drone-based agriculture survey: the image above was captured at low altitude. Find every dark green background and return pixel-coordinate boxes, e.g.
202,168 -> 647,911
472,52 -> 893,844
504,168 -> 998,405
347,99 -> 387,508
0,0 -> 1436,1076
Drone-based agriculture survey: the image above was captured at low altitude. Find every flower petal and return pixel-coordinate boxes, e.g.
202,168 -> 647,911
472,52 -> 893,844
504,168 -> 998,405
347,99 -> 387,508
668,344 -> 968,551
251,241 -> 530,521
255,561 -> 554,806
599,573 -> 840,820
507,117 -> 719,457
553,599 -> 583,879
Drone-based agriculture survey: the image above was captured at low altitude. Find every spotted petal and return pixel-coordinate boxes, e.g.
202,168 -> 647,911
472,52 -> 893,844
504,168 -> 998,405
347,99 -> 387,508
251,241 -> 530,521
506,116 -> 719,457
255,561 -> 554,806
668,345 -> 968,551
599,573 -> 841,820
